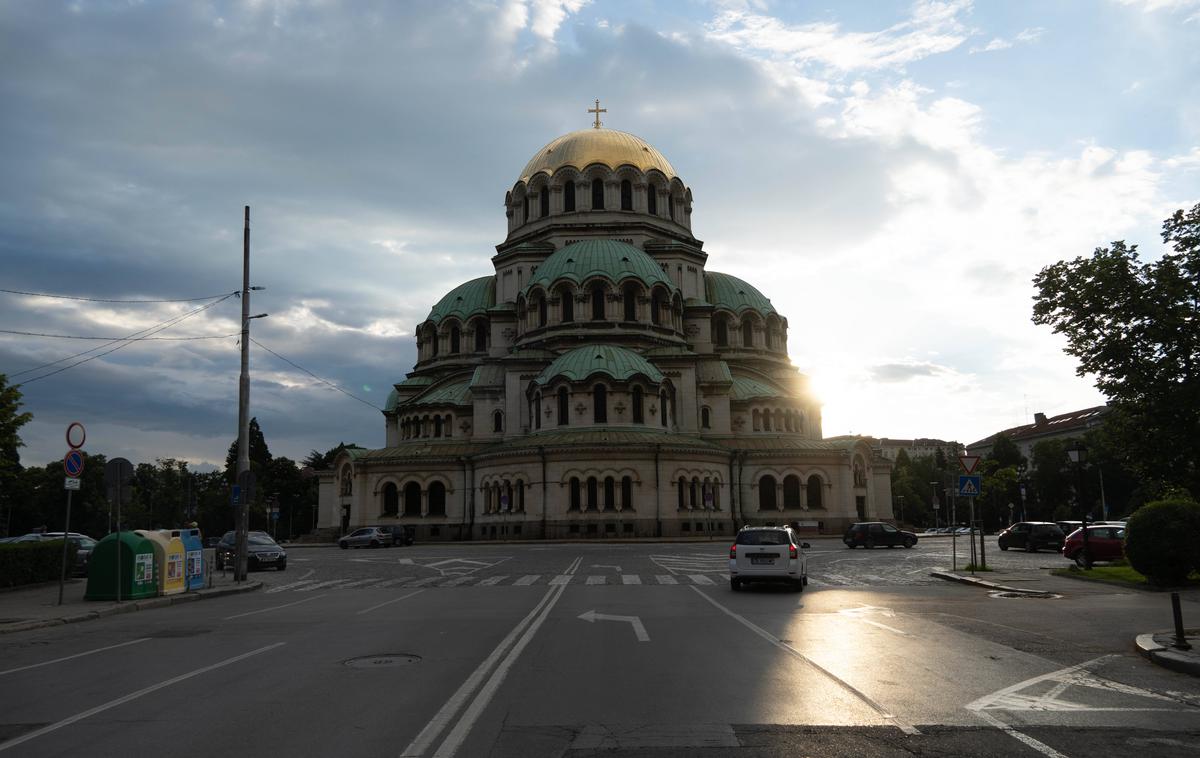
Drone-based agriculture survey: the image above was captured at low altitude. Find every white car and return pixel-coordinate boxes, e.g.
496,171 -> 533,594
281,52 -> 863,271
729,525 -> 809,591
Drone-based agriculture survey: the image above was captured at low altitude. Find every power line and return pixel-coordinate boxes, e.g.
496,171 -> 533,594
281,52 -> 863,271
0,329 -> 240,341
0,288 -> 239,303
11,294 -> 237,384
250,337 -> 382,412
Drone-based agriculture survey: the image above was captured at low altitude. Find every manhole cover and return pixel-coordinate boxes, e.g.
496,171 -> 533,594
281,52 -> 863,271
344,654 -> 421,669
989,591 -> 1061,599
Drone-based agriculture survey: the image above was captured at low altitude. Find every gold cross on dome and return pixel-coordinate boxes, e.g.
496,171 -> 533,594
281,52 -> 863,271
588,99 -> 606,129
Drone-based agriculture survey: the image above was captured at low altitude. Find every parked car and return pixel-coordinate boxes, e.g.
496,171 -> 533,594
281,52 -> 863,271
214,531 -> 287,571
843,522 -> 918,549
996,522 -> 1064,553
374,525 -> 415,547
1063,525 -> 1126,567
923,528 -> 940,534
729,525 -> 809,591
1055,521 -> 1083,537
338,527 -> 392,549
41,532 -> 97,576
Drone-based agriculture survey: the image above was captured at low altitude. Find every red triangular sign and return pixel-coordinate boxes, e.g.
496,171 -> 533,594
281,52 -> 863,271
959,455 -> 981,474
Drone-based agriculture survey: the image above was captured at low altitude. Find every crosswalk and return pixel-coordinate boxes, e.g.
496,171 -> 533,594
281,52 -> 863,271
261,570 -> 922,594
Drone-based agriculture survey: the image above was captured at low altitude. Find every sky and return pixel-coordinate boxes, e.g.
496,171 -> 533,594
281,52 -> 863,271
1,0 -> 1198,472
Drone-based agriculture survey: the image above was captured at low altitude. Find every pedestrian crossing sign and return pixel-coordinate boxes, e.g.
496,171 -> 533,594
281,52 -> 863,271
958,475 -> 982,497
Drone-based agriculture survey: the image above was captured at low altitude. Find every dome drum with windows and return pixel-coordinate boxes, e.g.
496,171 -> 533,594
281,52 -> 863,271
319,104 -> 892,543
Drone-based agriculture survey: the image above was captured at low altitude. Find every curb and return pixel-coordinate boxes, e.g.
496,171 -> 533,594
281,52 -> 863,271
929,570 -> 1054,596
0,581 -> 263,636
1135,630 -> 1200,677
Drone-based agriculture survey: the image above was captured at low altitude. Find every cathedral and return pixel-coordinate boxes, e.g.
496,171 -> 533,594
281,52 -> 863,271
317,108 -> 893,541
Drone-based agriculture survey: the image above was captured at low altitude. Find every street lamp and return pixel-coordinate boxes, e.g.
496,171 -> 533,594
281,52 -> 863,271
896,495 -> 905,524
1066,440 -> 1092,569
929,482 -> 941,529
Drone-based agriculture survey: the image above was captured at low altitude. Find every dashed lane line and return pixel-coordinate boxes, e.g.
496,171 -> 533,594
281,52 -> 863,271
621,574 -> 642,585
655,575 -> 678,585
513,575 -> 540,585
476,575 -> 508,586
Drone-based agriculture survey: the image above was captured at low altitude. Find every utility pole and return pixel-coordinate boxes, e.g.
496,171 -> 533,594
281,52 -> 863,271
234,206 -> 251,582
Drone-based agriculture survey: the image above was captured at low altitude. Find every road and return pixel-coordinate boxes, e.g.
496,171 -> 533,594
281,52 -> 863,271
2,537 -> 1198,756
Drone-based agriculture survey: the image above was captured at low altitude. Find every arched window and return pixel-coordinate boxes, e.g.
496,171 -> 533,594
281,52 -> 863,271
651,290 -> 665,326
759,475 -> 778,510
428,482 -> 446,516
714,317 -> 728,347
590,284 -> 606,321
516,479 -> 525,511
593,384 -> 607,423
534,394 -> 542,429
539,188 -> 549,218
632,386 -> 644,424
523,195 -> 529,223
774,409 -> 784,431
450,325 -> 460,354
586,477 -> 598,510
591,178 -> 604,210
569,477 -> 581,510
701,407 -> 711,429
444,413 -> 452,438
493,410 -> 503,433
382,483 -> 399,516
647,185 -> 657,215
763,412 -> 771,432
504,481 -> 514,511
623,285 -> 637,322
604,477 -> 615,510
560,288 -> 574,322
403,482 -> 421,516
434,416 -> 443,437
429,327 -> 439,357
474,322 -> 487,352
537,296 -> 547,328
742,319 -> 754,348
807,475 -> 823,509
677,477 -> 686,510
668,191 -> 676,220
689,478 -> 697,509
621,476 -> 633,510
783,475 -> 801,509
660,390 -> 668,427
620,180 -> 632,210
564,181 -> 576,212
752,409 -> 761,432
557,387 -> 569,426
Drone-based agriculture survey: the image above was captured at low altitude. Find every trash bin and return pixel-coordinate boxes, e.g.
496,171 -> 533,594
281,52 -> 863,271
85,531 -> 158,600
136,530 -> 186,596
172,528 -> 205,592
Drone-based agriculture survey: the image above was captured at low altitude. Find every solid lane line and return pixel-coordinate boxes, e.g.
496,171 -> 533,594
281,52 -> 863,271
689,587 -> 920,736
974,710 -> 1070,758
0,642 -> 285,753
223,594 -> 329,620
0,638 -> 150,677
357,590 -> 425,616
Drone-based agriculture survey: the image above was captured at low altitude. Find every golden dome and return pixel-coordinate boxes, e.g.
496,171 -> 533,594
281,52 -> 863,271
518,128 -> 677,185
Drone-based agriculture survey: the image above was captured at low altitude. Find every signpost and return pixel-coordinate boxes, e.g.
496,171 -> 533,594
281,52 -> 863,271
958,455 -> 986,572
58,423 -> 86,605
104,457 -> 134,602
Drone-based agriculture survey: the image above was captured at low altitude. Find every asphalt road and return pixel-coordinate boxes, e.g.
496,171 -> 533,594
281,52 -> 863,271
2,538 -> 1198,757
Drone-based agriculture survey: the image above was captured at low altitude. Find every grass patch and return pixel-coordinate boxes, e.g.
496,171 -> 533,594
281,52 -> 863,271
1051,563 -> 1200,590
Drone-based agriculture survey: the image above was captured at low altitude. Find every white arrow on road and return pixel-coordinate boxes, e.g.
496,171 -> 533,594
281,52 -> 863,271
578,610 -> 649,642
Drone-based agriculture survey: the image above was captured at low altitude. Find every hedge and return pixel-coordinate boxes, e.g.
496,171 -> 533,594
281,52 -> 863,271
0,540 -> 68,588
1124,498 -> 1200,587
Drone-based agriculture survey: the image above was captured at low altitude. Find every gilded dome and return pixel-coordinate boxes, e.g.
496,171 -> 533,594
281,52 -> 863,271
518,129 -> 677,185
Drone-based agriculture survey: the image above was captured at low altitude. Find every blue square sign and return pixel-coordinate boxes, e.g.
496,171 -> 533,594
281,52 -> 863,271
958,475 -> 982,497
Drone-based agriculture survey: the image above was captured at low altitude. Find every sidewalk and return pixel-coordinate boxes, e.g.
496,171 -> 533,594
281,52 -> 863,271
0,574 -> 262,635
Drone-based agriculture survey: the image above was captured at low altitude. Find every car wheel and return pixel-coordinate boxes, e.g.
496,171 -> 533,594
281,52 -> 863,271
1026,543 -> 1037,553
865,539 -> 875,549
999,542 -> 1008,551
730,578 -> 742,591
1074,553 -> 1089,568
792,579 -> 804,592
370,540 -> 380,549
802,574 -> 809,586
904,538 -> 915,549
278,563 -> 286,571
339,542 -> 348,549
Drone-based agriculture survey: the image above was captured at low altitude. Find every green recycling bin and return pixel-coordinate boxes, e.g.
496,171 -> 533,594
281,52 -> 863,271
85,531 -> 158,601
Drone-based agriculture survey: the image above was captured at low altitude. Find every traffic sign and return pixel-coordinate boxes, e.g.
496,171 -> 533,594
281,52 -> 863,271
958,455 -> 981,474
231,484 -> 241,505
958,475 -> 982,497
63,449 -> 85,477
64,477 -> 81,491
65,422 -> 86,450
104,457 -> 134,503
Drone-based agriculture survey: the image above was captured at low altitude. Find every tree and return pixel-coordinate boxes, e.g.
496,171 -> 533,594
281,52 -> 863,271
225,417 -> 273,478
1033,203 -> 1200,499
0,374 -> 33,536
988,434 -> 1025,470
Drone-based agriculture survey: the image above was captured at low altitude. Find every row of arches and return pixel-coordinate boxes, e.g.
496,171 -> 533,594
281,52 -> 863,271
752,408 -> 806,434
418,317 -> 489,362
676,476 -> 722,510
757,474 -> 824,511
568,475 -> 636,511
400,413 -> 455,440
507,167 -> 692,233
712,312 -> 787,352
517,282 -> 683,335
529,383 -> 675,429
482,479 -> 526,514
380,481 -> 448,517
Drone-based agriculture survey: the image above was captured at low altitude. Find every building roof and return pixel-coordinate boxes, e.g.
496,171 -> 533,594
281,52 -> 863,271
426,276 -> 495,325
407,380 -> 473,408
696,360 -> 733,385
730,375 -> 787,401
469,364 -> 506,389
524,239 -> 675,294
534,345 -> 664,386
384,388 -> 400,412
494,427 -> 725,455
705,272 -> 777,315
966,405 -> 1109,449
517,128 -> 677,185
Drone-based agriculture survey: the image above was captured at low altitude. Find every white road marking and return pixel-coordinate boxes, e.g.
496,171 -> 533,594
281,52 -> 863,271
655,575 -> 678,585
296,579 -> 352,592
967,654 -> 1187,713
578,610 -> 650,641
440,576 -> 475,587
621,574 -> 642,585
265,579 -> 318,594
357,590 -> 425,616
224,594 -> 329,620
513,575 -> 540,586
585,575 -> 607,585
338,578 -> 385,589
372,577 -> 413,588
406,576 -> 444,587
476,575 -> 507,586
689,574 -> 715,585
0,642 -> 286,753
0,638 -> 150,677
690,587 -> 920,736
974,710 -> 1070,758
549,574 -> 572,585
590,564 -> 622,571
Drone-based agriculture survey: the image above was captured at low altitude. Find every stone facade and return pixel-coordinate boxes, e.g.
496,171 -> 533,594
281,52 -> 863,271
318,125 -> 893,540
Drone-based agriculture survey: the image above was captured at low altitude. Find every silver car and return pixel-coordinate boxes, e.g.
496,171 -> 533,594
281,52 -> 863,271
728,525 -> 809,591
338,527 -> 391,549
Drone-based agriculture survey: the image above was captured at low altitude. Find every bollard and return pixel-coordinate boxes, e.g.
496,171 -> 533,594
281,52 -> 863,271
1171,592 -> 1191,650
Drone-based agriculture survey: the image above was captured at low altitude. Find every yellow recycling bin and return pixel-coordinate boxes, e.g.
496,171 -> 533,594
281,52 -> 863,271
135,530 -> 186,596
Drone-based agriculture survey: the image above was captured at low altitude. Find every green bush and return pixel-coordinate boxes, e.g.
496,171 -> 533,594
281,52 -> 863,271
1124,498 -> 1200,586
0,539 -> 70,588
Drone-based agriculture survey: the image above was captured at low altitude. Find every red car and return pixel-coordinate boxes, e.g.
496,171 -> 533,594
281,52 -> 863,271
1062,525 -> 1125,567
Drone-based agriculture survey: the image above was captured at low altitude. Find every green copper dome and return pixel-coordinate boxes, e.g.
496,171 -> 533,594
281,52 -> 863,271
535,345 -> 664,386
705,272 -> 776,315
730,376 -> 787,401
426,276 -> 495,324
524,240 -> 675,295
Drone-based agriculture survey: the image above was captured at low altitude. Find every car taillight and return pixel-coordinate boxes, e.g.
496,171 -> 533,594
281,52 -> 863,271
789,545 -> 798,559
729,545 -> 737,559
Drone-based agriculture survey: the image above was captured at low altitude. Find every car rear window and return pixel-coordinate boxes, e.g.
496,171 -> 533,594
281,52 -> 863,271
736,530 -> 790,546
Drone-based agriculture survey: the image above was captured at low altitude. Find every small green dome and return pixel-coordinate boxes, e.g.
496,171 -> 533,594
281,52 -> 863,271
524,240 -> 674,295
705,272 -> 776,315
535,345 -> 664,386
730,376 -> 787,401
426,276 -> 495,324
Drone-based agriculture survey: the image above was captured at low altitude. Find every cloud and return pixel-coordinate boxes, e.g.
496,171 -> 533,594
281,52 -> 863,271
969,26 -> 1044,53
868,361 -> 954,382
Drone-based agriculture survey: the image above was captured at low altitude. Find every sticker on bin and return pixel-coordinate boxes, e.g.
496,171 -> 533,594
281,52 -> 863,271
135,554 -> 153,583
187,551 -> 202,576
167,554 -> 183,580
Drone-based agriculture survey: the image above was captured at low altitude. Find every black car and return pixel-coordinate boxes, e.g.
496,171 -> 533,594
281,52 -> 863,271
214,530 -> 287,571
997,522 -> 1065,552
843,522 -> 918,549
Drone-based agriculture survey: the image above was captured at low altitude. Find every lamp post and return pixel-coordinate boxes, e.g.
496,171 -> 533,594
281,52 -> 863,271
929,482 -> 940,529
1066,440 -> 1091,569
896,495 -> 905,524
